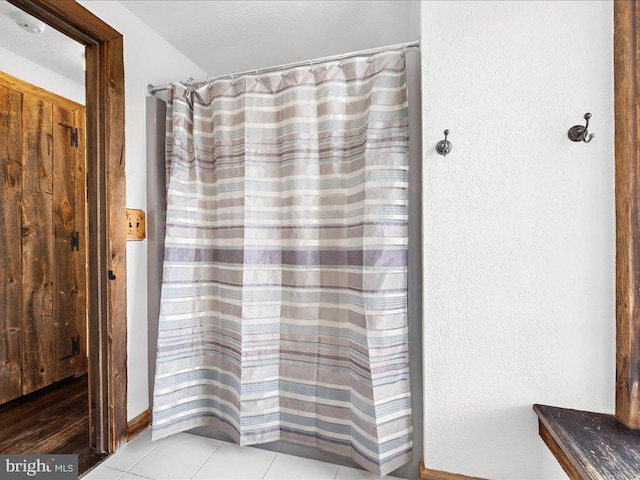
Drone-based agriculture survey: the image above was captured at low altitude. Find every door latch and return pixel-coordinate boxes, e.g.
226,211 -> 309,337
60,335 -> 81,361
58,122 -> 79,148
70,231 -> 79,251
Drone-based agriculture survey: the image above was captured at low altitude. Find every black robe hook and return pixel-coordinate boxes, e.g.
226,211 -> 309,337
568,113 -> 595,143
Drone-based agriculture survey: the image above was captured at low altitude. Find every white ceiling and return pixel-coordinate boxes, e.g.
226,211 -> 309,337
0,1 -> 417,90
0,1 -> 85,84
119,0 -> 419,80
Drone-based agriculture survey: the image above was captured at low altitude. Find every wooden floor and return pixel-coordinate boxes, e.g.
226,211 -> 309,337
0,375 -> 107,474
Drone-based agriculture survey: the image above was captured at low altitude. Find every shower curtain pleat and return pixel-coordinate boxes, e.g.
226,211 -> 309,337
152,50 -> 412,476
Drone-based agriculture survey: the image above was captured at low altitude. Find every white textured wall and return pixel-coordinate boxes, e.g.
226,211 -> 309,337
421,1 -> 615,479
0,44 -> 84,104
78,0 -> 206,421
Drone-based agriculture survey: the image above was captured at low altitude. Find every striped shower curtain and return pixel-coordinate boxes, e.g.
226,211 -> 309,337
152,50 -> 412,476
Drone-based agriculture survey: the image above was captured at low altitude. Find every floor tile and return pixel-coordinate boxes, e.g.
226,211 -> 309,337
101,429 -> 163,472
130,432 -> 221,480
192,441 -> 276,480
118,473 -> 155,480
82,465 -> 124,480
263,452 -> 339,480
335,465 -> 406,480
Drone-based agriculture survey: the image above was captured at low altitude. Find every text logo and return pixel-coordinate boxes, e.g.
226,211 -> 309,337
0,455 -> 77,480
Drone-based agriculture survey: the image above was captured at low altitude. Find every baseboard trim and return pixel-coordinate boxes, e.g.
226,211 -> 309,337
419,461 -> 487,480
127,409 -> 151,440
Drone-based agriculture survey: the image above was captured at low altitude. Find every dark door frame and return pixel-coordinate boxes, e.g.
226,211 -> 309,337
7,0 -> 128,452
614,0 -> 640,430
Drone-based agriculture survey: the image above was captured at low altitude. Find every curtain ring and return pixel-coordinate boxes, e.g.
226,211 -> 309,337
255,68 -> 261,82
400,46 -> 407,57
184,77 -> 195,108
309,59 -> 315,73
367,51 -> 373,63
338,55 -> 344,68
230,72 -> 235,86
282,64 -> 287,77
206,76 -> 212,90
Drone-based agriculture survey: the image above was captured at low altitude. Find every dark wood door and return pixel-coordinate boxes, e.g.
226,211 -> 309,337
0,82 -> 23,404
0,72 -> 87,403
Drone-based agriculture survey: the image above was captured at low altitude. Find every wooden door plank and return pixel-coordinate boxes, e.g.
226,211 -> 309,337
613,0 -> 640,429
52,105 -> 81,382
84,42 -> 109,452
6,0 -> 121,45
21,93 -> 54,396
0,84 -> 23,404
74,107 -> 88,376
0,71 -> 82,113
105,35 -> 128,451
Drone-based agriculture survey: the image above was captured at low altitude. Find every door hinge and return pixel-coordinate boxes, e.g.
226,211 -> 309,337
60,335 -> 81,361
58,123 -> 79,148
70,231 -> 79,251
72,335 -> 80,355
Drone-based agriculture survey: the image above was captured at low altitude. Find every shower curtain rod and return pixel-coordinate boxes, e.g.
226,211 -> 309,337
147,38 -> 420,94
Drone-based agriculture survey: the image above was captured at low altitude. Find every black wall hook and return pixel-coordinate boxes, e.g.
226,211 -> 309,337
568,113 -> 595,143
436,129 -> 452,156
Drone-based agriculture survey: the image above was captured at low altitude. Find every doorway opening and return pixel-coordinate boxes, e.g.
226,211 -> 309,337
0,63 -> 95,468
0,0 -> 127,471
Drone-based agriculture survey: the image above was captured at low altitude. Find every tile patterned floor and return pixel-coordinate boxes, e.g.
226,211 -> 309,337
82,429 -> 406,480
